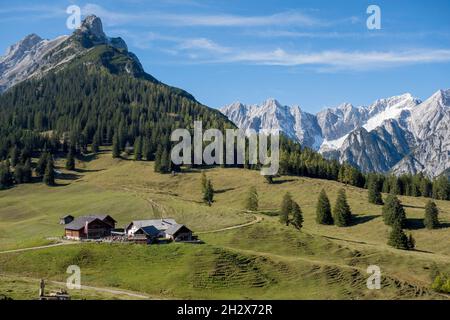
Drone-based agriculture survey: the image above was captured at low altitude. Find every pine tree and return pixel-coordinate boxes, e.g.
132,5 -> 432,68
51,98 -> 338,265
0,163 -> 13,189
245,186 -> 259,211
424,200 -> 440,230
382,194 -> 406,227
65,151 -> 75,171
264,175 -> 274,184
22,158 -> 32,183
142,138 -> 152,161
203,179 -> 214,206
160,148 -> 171,173
432,176 -> 450,200
388,222 -> 409,250
36,153 -> 48,176
91,141 -> 99,154
154,145 -> 162,173
407,233 -> 416,250
280,193 -> 293,226
9,147 -> 19,167
333,189 -> 352,227
316,189 -> 333,225
134,137 -> 142,161
112,134 -> 121,159
368,177 -> 383,205
43,157 -> 55,186
201,171 -> 207,192
292,201 -> 304,230
14,164 -> 24,184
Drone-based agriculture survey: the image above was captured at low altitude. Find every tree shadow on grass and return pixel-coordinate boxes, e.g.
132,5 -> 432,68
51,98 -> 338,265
215,188 -> 236,194
79,153 -> 99,163
403,204 -> 425,210
73,168 -> 105,173
350,214 -> 379,226
438,222 -> 450,229
57,172 -> 82,181
405,218 -> 425,230
272,179 -> 296,185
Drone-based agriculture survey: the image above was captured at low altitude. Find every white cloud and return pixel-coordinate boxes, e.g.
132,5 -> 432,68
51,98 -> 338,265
213,48 -> 450,71
178,38 -> 230,53
82,4 -> 322,27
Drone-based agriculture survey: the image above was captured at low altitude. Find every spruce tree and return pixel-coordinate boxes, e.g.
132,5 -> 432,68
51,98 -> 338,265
0,163 -> 13,189
280,193 -> 293,226
112,134 -> 121,159
36,153 -> 48,176
333,189 -> 352,227
316,189 -> 333,225
142,139 -> 152,161
201,171 -> 207,194
14,164 -> 24,184
245,186 -> 259,211
292,201 -> 304,230
382,194 -> 406,227
388,222 -> 409,250
65,151 -> 75,171
43,157 -> 55,186
203,179 -> 214,206
9,147 -> 19,167
264,175 -> 274,184
160,148 -> 171,173
368,177 -> 383,205
134,137 -> 142,161
22,159 -> 32,183
407,233 -> 416,250
154,146 -> 162,173
424,200 -> 440,229
91,141 -> 99,154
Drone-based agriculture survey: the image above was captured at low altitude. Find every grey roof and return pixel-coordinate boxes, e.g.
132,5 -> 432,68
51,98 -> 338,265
165,224 -> 190,236
65,215 -> 112,230
127,219 -> 177,231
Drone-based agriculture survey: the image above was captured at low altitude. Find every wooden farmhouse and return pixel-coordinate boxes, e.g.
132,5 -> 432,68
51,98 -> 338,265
126,219 -> 193,242
64,215 -> 116,240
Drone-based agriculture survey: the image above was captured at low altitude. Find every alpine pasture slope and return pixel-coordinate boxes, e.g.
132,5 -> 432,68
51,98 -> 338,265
0,150 -> 449,300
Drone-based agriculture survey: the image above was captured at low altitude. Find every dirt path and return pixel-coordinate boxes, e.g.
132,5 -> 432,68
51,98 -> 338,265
0,241 -> 79,254
197,215 -> 263,234
49,280 -> 153,299
0,273 -> 157,300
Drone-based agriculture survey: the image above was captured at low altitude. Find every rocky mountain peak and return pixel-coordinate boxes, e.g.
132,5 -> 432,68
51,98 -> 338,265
79,15 -> 107,42
2,34 -> 42,61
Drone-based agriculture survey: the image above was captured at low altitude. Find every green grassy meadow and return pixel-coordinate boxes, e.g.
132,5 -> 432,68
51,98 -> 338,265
0,151 -> 449,299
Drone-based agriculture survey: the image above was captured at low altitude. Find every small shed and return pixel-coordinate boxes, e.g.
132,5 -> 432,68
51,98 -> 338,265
60,215 -> 74,225
165,224 -> 193,242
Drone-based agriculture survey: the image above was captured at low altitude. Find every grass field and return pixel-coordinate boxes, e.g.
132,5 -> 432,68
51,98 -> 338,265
0,151 -> 449,300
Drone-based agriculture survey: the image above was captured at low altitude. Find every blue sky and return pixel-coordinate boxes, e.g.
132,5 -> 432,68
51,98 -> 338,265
1,0 -> 450,113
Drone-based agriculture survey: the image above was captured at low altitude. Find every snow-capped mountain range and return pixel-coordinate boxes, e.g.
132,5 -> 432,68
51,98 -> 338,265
221,90 -> 450,177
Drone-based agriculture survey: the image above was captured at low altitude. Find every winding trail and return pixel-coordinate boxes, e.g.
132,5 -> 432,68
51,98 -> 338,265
0,242 -> 79,254
197,214 -> 263,234
0,274 -> 156,300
